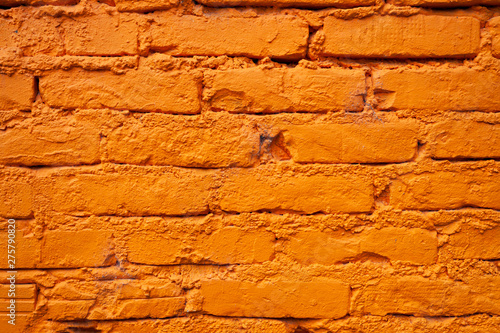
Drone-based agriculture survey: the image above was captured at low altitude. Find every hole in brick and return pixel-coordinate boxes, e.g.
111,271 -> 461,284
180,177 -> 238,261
293,327 -> 313,333
338,252 -> 390,264
270,132 -> 291,161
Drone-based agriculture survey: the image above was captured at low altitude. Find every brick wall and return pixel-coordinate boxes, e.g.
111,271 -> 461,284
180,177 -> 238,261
1,0 -> 500,331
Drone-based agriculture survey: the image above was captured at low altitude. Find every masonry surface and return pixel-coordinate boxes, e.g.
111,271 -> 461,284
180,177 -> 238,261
0,0 -> 500,332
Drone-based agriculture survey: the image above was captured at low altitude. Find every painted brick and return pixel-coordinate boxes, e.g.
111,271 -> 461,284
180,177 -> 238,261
204,67 -> 366,113
0,284 -> 35,299
43,168 -> 213,216
39,69 -> 201,113
219,166 -> 373,214
116,281 -> 182,299
40,230 -> 114,268
428,121 -> 500,160
289,227 -> 437,265
0,16 -> 64,56
62,14 -> 138,56
356,276 -> 500,316
0,299 -> 34,312
197,0 -> 375,7
115,0 -> 178,12
0,74 -> 35,111
283,122 -> 417,164
46,300 -> 95,321
373,68 -> 500,112
0,231 -> 39,269
322,15 -> 479,58
150,15 -> 308,60
445,226 -> 500,260
103,298 -> 185,319
48,279 -> 182,300
0,314 -> 28,333
0,119 -> 101,166
0,181 -> 33,218
490,17 -> 500,59
127,227 -> 275,265
393,0 -> 500,7
201,280 -> 350,318
390,171 -> 500,210
106,116 -> 260,168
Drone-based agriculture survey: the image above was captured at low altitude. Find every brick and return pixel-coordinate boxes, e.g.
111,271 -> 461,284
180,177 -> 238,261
62,14 -> 138,56
356,276 -> 500,316
390,171 -> 500,210
204,67 -> 366,113
219,166 -> 373,214
201,280 -> 349,318
127,227 -> 275,265
322,15 -> 479,58
46,300 -> 94,321
0,74 -> 35,111
39,68 -> 201,113
0,16 -> 65,56
0,119 -> 101,166
0,299 -> 34,312
0,284 -> 35,299
283,122 -> 417,164
150,15 -> 308,61
104,298 -> 185,319
289,227 -> 437,265
0,314 -> 28,333
445,226 -> 500,260
428,121 -> 500,160
115,0 -> 178,12
43,168 -> 213,216
49,279 -> 182,300
374,68 -> 500,112
0,181 -> 33,218
490,17 -> 500,59
116,280 -> 182,299
50,281 -> 100,300
197,0 -> 375,7
0,231 -> 39,269
40,230 -> 114,268
106,116 -> 260,168
393,0 -> 500,7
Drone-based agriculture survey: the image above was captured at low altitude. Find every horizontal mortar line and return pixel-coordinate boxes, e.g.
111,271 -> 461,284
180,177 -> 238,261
7,158 -> 500,171
18,206 -> 500,221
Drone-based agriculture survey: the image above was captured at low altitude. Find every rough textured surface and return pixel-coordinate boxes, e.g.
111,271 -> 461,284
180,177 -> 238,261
204,67 -> 366,113
1,0 -> 500,332
322,15 -> 480,58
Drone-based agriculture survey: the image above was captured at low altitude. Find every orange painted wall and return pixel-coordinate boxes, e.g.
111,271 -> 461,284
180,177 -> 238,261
1,0 -> 500,331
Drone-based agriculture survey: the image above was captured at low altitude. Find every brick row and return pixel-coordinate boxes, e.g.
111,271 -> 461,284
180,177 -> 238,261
3,164 -> 500,217
13,223 -> 500,269
1,13 -> 486,59
4,116 -> 500,167
32,66 -> 500,113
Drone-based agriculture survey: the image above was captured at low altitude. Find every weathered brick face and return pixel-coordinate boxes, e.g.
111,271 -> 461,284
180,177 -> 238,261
1,0 -> 500,332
